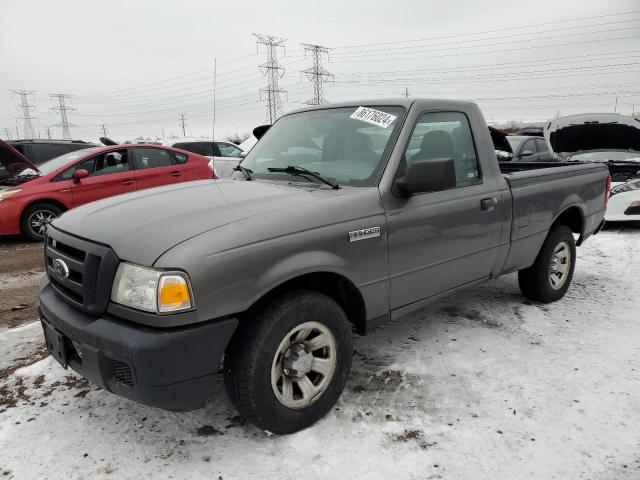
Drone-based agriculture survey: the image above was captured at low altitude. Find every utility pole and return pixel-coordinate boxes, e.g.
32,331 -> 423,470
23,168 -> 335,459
50,93 -> 76,140
179,113 -> 187,136
254,33 -> 287,124
46,126 -> 52,139
100,124 -> 108,137
212,57 -> 217,141
402,87 -> 410,98
10,89 -> 37,138
301,43 -> 333,105
3,128 -> 12,140
614,97 -> 618,113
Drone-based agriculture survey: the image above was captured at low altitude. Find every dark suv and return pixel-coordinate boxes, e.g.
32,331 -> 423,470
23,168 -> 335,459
0,139 -> 95,180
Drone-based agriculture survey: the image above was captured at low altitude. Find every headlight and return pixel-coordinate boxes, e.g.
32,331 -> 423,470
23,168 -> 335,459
110,262 -> 193,313
610,179 -> 640,196
0,189 -> 22,202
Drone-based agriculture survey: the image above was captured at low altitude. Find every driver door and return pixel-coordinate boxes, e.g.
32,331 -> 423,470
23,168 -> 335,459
70,148 -> 137,207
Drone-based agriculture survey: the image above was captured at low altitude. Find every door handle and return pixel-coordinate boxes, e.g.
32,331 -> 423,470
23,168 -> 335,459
169,171 -> 183,177
480,197 -> 497,211
121,179 -> 135,185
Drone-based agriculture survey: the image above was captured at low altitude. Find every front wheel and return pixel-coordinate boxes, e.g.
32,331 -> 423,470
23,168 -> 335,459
21,203 -> 62,241
224,290 -> 352,434
518,225 -> 576,303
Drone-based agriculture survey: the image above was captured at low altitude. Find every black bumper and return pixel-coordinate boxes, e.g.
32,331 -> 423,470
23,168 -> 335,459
38,278 -> 238,411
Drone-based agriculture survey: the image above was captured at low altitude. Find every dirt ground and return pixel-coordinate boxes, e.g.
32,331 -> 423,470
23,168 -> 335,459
0,237 -> 45,330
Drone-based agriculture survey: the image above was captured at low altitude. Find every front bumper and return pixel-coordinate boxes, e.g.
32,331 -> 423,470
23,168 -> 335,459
38,277 -> 238,411
0,199 -> 21,236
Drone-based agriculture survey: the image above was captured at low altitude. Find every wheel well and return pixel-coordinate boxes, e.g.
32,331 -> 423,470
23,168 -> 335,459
552,206 -> 583,236
248,272 -> 367,335
20,199 -> 68,225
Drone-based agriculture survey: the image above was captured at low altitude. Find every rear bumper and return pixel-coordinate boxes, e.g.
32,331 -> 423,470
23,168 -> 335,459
0,199 -> 21,235
38,277 -> 238,411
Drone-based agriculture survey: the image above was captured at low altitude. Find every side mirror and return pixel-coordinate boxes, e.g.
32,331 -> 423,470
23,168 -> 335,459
496,149 -> 513,161
520,150 -> 534,157
72,168 -> 89,183
394,157 -> 456,196
240,151 -> 247,158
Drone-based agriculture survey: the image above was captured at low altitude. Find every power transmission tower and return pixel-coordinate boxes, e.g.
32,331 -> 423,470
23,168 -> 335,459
301,44 -> 333,105
179,114 -> 187,136
3,128 -> 12,140
46,127 -> 52,139
10,89 -> 37,138
50,94 -> 76,140
100,124 -> 108,137
254,33 -> 287,124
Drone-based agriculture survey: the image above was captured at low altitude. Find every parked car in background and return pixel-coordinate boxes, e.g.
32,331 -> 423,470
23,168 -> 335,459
163,139 -> 244,178
0,140 -> 214,240
545,113 -> 640,222
0,139 -> 96,181
514,127 -> 544,137
506,135 -> 553,162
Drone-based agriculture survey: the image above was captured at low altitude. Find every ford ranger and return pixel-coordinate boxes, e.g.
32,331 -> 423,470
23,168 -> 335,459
38,99 -> 610,434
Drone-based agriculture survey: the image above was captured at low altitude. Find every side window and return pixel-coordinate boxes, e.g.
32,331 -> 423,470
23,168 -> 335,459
173,142 -> 213,157
29,144 -> 72,164
59,157 -> 96,180
217,142 -> 243,158
535,138 -> 549,152
403,111 -> 481,189
133,148 -> 174,170
92,149 -> 130,176
523,139 -> 537,154
173,152 -> 188,164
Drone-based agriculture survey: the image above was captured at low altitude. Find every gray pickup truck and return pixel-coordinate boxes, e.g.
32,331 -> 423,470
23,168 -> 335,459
38,99 -> 609,434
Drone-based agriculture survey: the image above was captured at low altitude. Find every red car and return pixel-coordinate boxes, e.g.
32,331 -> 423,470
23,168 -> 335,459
0,140 -> 214,240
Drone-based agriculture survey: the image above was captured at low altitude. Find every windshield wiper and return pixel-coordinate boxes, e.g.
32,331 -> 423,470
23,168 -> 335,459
233,163 -> 253,180
267,165 -> 339,189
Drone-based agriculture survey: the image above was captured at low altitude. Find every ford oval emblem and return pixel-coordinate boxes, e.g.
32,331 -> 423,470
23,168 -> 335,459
52,258 -> 70,279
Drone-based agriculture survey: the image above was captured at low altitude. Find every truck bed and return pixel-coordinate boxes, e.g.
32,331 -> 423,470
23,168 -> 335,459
497,161 -> 609,275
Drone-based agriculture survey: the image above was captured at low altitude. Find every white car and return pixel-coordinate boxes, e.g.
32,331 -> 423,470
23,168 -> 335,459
544,113 -> 640,222
164,139 -> 244,178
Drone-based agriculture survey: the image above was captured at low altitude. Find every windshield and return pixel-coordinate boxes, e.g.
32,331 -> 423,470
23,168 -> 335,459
36,147 -> 101,175
567,150 -> 640,162
506,137 -> 526,151
240,106 -> 404,187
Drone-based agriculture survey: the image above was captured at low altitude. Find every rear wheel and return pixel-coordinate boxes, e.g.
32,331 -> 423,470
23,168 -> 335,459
21,203 -> 63,241
224,290 -> 352,434
518,225 -> 576,303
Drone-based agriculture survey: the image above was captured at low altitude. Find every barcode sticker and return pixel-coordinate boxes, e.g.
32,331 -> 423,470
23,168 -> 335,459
350,106 -> 397,128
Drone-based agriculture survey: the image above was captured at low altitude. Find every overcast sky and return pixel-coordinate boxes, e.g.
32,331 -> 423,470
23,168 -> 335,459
0,0 -> 638,142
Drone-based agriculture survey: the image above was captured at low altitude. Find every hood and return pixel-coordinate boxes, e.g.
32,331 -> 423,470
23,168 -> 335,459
51,179 -> 351,265
545,113 -> 640,154
0,139 -> 39,176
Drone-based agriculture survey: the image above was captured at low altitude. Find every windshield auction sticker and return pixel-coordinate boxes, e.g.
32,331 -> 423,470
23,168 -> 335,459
350,106 -> 397,128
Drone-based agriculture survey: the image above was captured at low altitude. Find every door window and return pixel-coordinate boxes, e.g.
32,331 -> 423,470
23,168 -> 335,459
173,142 -> 214,157
58,150 -> 129,180
522,139 -> 537,154
29,144 -> 72,164
403,111 -> 481,189
133,148 -> 175,169
535,138 -> 549,152
217,142 -> 243,158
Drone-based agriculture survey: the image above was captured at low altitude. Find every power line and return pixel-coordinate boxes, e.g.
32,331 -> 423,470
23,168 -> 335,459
301,43 -> 334,105
254,33 -> 288,124
10,89 -> 37,139
50,93 -> 76,140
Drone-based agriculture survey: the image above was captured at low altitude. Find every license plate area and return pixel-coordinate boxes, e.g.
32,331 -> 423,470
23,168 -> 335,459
41,320 -> 68,369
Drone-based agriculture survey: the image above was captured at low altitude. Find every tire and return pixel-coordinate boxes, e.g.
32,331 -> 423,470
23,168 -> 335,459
518,225 -> 576,303
20,203 -> 63,242
224,289 -> 353,434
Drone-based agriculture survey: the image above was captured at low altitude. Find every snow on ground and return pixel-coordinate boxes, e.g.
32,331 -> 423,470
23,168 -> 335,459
1,229 -> 639,479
